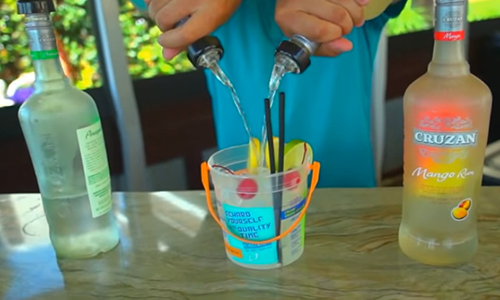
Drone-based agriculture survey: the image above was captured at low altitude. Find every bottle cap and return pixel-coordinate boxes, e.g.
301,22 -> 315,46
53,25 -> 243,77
17,0 -> 55,14
275,40 -> 311,73
187,36 -> 224,68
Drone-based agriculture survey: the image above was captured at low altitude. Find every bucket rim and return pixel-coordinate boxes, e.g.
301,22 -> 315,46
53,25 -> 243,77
207,144 -> 313,180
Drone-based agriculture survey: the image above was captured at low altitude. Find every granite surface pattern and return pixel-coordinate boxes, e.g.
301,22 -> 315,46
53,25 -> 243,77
1,188 -> 500,300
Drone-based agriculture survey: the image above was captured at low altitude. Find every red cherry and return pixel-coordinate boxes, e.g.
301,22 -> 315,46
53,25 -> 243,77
283,171 -> 301,190
236,178 -> 258,200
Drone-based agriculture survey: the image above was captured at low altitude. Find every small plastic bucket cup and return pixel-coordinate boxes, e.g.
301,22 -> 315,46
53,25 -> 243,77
201,144 -> 320,270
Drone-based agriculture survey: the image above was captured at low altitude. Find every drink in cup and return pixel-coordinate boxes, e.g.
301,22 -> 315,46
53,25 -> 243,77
201,141 -> 320,270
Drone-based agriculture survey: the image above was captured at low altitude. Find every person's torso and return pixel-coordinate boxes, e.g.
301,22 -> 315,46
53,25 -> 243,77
205,0 -> 391,187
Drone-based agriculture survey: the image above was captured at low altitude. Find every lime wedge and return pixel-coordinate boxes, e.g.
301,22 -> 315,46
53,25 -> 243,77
283,140 -> 313,171
248,137 -> 309,172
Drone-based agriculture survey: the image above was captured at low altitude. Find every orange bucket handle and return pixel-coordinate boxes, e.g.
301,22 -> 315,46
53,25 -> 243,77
201,162 -> 321,245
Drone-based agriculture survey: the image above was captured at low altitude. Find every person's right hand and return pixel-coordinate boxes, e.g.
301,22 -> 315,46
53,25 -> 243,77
275,0 -> 369,57
145,0 -> 242,60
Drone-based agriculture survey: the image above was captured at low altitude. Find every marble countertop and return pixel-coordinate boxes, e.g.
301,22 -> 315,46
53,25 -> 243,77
1,187 -> 500,300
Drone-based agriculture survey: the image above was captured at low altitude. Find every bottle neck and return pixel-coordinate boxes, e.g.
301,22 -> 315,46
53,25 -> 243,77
428,1 -> 469,77
26,14 -> 68,89
290,35 -> 318,56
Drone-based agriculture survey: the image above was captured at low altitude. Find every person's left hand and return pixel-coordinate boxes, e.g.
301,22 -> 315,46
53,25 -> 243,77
145,0 -> 242,60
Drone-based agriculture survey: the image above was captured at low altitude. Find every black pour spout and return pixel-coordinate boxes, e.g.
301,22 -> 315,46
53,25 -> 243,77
175,17 -> 224,69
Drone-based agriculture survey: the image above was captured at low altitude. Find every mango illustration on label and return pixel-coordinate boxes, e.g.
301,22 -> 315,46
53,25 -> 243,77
451,198 -> 472,221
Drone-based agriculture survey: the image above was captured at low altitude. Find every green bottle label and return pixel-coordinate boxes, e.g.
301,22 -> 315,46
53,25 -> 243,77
76,120 -> 113,218
31,49 -> 59,60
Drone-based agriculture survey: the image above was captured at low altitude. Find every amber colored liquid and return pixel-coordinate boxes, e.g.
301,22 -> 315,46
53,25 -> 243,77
398,39 -> 493,266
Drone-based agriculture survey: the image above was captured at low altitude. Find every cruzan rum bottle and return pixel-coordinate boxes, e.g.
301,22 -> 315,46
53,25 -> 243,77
398,0 -> 492,266
17,0 -> 120,258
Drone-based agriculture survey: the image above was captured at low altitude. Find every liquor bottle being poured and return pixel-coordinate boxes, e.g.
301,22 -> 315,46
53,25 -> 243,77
261,0 -> 395,159
16,0 -> 120,258
267,0 -> 395,101
176,17 -> 224,70
398,0 -> 492,266
259,35 -> 314,166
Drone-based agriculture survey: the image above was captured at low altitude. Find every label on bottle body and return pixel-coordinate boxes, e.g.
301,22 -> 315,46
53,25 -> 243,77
76,121 -> 112,218
434,0 -> 465,41
31,49 -> 59,60
223,204 -> 279,265
220,180 -> 308,267
409,108 -> 479,221
278,194 -> 306,264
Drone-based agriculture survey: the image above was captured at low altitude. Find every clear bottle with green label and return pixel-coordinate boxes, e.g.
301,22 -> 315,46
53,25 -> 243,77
16,0 -> 120,258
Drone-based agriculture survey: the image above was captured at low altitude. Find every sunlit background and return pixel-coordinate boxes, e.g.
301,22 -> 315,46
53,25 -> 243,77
1,0 -> 499,108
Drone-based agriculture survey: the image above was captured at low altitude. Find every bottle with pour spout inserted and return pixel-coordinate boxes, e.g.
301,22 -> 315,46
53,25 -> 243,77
175,17 -> 224,70
16,0 -> 120,258
270,0 -> 394,82
398,0 -> 492,266
274,35 -> 316,76
262,1 -> 395,166
175,16 -> 255,147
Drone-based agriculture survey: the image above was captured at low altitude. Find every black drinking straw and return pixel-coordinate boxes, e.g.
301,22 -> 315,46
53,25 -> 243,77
264,98 -> 276,174
276,93 -> 285,262
278,92 -> 285,175
264,98 -> 281,263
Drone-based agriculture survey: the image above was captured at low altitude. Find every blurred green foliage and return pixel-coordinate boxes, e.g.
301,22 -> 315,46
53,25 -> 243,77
387,0 -> 432,36
0,0 -> 31,85
387,0 -> 500,36
118,0 -> 194,87
0,0 -> 194,90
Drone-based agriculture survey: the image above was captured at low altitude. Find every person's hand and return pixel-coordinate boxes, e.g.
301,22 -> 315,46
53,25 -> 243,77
275,0 -> 369,57
145,0 -> 242,60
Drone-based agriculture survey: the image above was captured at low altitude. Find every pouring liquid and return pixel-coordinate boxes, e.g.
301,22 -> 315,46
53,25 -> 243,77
258,64 -> 286,168
199,55 -> 254,145
259,56 -> 298,168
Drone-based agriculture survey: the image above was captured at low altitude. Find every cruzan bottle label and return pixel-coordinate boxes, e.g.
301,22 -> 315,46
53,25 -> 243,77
410,114 -> 476,200
413,130 -> 478,147
434,0 -> 465,41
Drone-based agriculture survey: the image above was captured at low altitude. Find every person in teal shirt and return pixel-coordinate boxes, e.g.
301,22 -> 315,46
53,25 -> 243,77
142,0 -> 407,188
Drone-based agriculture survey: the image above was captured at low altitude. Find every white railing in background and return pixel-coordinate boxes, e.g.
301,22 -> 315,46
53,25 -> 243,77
92,0 -> 148,191
371,27 -> 388,186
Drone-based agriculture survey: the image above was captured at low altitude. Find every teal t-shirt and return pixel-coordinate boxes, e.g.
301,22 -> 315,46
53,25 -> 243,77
204,0 -> 407,188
